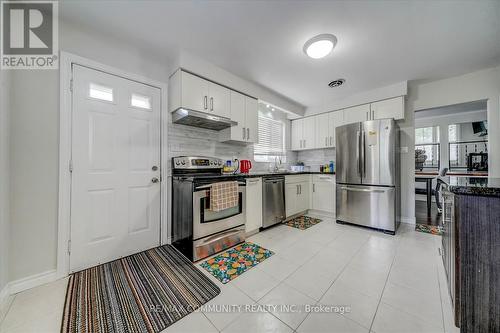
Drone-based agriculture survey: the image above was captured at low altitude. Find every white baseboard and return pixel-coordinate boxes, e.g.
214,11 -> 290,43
400,216 -> 416,224
0,284 -> 13,324
8,269 -> 57,295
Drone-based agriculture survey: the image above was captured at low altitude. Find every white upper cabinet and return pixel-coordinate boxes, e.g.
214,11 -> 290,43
329,111 -> 344,147
219,91 -> 258,143
315,113 -> 330,149
370,96 -> 405,120
227,91 -> 246,141
291,96 -> 404,151
291,117 -> 315,150
208,82 -> 230,118
179,71 -> 209,113
343,104 -> 371,124
169,69 -> 234,119
245,97 -> 258,143
291,118 -> 303,150
310,110 -> 344,150
302,117 -> 315,150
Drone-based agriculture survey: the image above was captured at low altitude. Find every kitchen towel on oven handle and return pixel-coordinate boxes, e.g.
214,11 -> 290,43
210,181 -> 239,212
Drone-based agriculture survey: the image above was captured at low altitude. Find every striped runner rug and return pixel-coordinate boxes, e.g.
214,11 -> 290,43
61,245 -> 220,333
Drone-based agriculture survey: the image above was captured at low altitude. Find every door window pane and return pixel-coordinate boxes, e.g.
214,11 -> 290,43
131,93 -> 151,109
89,83 -> 113,102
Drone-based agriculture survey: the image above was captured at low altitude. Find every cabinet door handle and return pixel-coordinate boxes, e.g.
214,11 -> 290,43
210,97 -> 214,111
366,111 -> 369,120
325,137 -> 327,146
296,185 -> 299,195
247,128 -> 250,141
303,140 -> 306,148
203,96 -> 208,110
330,136 -> 333,146
299,184 -> 302,194
242,127 -> 246,140
313,183 -> 315,192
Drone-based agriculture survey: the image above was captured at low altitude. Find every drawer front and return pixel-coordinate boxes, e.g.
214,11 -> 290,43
285,174 -> 310,184
313,174 -> 335,183
193,226 -> 245,261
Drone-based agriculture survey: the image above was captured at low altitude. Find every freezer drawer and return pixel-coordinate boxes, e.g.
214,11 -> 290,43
336,184 -> 396,232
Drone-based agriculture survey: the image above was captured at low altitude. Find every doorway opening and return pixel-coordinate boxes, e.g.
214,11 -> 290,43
414,100 -> 488,231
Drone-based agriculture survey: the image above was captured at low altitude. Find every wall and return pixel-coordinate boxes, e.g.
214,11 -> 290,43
400,66 -> 500,223
0,70 -> 11,311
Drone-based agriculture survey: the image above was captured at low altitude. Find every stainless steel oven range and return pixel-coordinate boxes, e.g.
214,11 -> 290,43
171,156 -> 246,261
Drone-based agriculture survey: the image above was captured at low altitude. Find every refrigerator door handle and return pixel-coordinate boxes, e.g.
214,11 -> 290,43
360,130 -> 365,178
339,186 -> 385,193
356,130 -> 361,177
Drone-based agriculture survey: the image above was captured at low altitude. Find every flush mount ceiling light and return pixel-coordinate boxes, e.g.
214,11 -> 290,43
303,34 -> 337,59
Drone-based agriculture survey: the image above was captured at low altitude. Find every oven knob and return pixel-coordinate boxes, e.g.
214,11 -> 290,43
175,161 -> 180,166
181,160 -> 186,165
218,161 -> 222,165
210,161 -> 214,165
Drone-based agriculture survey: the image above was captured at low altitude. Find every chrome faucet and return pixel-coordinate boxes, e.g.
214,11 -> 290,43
273,156 -> 282,172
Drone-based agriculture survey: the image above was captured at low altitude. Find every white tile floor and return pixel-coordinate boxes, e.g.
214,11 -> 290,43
0,216 -> 460,333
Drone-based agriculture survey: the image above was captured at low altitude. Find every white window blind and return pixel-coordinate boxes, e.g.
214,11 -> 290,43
254,116 -> 285,162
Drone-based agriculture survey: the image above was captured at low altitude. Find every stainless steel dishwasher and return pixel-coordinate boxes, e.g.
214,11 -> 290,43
262,176 -> 286,228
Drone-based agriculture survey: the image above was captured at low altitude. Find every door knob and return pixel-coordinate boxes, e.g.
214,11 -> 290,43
151,177 -> 160,183
152,166 -> 158,171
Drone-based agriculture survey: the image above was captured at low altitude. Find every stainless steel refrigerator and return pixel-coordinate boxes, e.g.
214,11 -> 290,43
335,119 -> 400,234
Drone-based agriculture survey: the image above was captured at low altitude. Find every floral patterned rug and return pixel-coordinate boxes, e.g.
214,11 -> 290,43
283,215 -> 322,230
415,223 -> 443,236
200,242 -> 274,284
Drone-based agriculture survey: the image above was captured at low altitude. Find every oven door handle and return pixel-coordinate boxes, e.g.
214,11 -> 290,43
199,227 -> 244,245
195,182 -> 246,191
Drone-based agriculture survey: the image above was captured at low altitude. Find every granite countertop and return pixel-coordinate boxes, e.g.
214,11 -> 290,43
416,170 -> 489,177
446,176 -> 500,198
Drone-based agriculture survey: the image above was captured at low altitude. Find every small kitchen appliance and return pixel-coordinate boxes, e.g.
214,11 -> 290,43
466,152 -> 488,172
240,160 -> 252,173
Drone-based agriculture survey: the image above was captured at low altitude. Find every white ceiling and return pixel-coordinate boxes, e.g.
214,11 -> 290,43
60,0 -> 500,111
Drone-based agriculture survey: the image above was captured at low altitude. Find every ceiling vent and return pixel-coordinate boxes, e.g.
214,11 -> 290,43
328,79 -> 345,88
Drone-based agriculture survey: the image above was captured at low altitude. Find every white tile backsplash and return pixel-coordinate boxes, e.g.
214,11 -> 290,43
297,148 -> 336,172
168,121 -> 297,173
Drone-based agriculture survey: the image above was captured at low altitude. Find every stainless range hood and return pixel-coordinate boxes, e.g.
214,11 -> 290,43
172,108 -> 237,130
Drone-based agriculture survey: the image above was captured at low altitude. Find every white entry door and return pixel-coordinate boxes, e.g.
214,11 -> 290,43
70,65 -> 161,272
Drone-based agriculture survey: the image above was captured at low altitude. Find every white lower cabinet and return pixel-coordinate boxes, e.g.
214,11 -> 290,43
245,177 -> 262,233
285,175 -> 311,218
311,174 -> 335,215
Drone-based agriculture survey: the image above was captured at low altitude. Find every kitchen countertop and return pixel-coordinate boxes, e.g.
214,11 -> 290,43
240,171 -> 335,178
415,170 -> 489,177
446,176 -> 500,197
